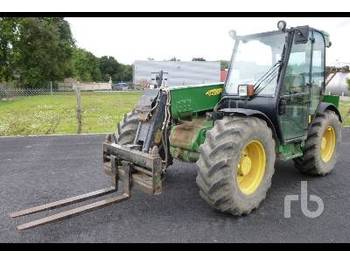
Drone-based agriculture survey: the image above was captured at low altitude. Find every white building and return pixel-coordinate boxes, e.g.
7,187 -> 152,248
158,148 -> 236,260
326,72 -> 350,96
133,60 -> 221,87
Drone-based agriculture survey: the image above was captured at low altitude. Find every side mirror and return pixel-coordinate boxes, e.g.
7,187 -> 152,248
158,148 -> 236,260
229,30 -> 237,40
277,20 -> 287,32
294,26 -> 310,44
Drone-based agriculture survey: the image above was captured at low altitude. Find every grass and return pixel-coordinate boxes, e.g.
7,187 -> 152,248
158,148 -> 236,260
339,98 -> 350,126
0,92 -> 349,136
0,92 -> 141,136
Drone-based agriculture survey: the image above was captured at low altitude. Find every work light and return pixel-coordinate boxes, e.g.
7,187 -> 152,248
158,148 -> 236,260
277,20 -> 287,31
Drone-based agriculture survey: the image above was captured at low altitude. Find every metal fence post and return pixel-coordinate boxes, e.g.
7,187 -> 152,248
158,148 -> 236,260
74,84 -> 82,134
50,81 -> 53,96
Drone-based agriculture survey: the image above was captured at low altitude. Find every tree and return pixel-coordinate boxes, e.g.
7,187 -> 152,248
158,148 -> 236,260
118,64 -> 133,82
192,57 -> 206,61
169,57 -> 180,61
98,56 -> 132,82
347,78 -> 350,92
220,60 -> 230,70
0,17 -> 75,88
99,56 -> 121,82
0,17 -> 132,86
72,48 -> 102,82
0,17 -> 18,82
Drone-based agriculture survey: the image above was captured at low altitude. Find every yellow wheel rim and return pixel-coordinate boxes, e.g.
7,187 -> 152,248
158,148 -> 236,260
236,140 -> 266,195
320,126 -> 336,163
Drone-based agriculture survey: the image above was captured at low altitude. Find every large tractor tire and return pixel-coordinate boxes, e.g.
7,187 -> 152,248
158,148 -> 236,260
114,110 -> 139,145
105,110 -> 139,185
196,116 -> 276,215
294,110 -> 341,176
113,110 -> 172,166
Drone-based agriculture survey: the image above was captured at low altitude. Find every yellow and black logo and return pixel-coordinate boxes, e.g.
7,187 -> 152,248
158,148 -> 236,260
205,88 -> 223,96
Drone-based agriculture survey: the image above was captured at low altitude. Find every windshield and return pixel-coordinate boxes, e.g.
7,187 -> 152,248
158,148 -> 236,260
225,32 -> 286,96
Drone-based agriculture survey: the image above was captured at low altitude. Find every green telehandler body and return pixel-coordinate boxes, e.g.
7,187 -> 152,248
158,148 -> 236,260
10,21 -> 342,230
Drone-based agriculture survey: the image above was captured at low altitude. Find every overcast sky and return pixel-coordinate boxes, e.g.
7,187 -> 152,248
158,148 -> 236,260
66,17 -> 350,66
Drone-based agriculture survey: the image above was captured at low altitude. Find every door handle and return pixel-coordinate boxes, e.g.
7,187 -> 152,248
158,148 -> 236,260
278,98 -> 287,115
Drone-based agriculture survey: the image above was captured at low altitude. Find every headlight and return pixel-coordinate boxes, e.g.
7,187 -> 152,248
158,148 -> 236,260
238,84 -> 255,97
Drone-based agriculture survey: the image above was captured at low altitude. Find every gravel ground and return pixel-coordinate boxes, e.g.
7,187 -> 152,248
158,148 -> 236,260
1,129 -> 350,243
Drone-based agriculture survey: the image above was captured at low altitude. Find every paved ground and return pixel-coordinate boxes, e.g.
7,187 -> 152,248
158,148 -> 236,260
1,129 -> 350,243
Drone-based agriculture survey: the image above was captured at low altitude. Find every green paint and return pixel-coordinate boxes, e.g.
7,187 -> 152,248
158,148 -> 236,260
168,83 -> 222,162
167,83 -> 340,163
277,95 -> 339,160
169,83 -> 224,120
169,117 -> 213,162
277,142 -> 303,161
170,146 -> 200,162
323,95 -> 340,108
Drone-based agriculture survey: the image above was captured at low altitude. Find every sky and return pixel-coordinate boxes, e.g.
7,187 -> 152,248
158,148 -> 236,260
66,17 -> 350,66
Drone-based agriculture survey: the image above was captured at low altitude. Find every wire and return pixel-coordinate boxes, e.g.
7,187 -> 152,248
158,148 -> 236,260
253,61 -> 281,88
253,62 -> 281,96
254,70 -> 279,96
160,88 -> 172,171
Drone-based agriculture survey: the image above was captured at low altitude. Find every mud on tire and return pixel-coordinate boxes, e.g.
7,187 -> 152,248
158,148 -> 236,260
196,116 -> 276,215
294,110 -> 341,176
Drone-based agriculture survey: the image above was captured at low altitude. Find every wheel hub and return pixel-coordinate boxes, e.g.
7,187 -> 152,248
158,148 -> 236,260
321,137 -> 327,151
320,126 -> 336,163
239,156 -> 252,176
236,140 -> 266,195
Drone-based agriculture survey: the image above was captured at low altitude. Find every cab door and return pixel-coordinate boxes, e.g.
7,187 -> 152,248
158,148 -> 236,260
310,31 -> 325,114
278,30 -> 312,142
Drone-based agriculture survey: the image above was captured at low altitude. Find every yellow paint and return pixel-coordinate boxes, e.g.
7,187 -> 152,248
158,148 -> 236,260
205,88 -> 223,96
320,126 -> 336,163
236,140 -> 266,195
239,155 -> 252,176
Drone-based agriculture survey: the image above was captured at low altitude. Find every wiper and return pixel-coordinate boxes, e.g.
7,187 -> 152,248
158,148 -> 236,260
253,61 -> 282,96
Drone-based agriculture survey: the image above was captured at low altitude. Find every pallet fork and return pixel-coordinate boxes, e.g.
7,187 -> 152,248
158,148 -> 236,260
9,134 -> 163,231
10,89 -> 168,231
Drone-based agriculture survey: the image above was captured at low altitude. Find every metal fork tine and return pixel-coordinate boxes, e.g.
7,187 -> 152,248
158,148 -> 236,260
9,187 -> 116,218
16,193 -> 129,231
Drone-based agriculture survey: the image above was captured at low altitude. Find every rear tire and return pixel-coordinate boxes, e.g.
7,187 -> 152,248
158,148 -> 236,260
196,116 -> 276,215
294,110 -> 341,176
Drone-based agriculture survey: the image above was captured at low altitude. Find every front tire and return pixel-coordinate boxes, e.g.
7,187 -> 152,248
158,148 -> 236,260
196,116 -> 276,215
294,110 -> 341,176
104,110 -> 139,184
114,110 -> 139,145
